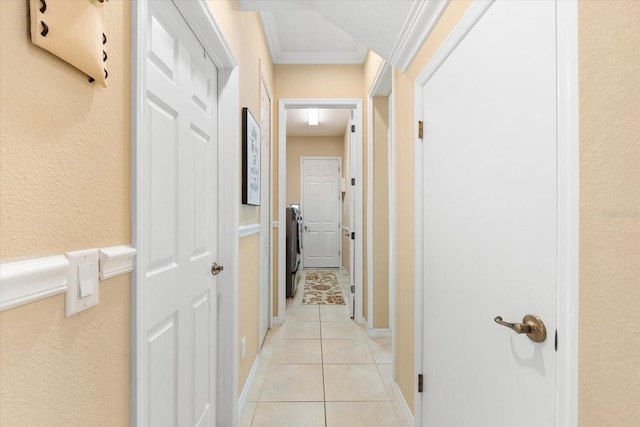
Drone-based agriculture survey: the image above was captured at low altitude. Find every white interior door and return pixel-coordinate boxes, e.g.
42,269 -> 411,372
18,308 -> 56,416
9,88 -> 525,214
139,2 -> 218,425
258,79 -> 271,346
419,1 -> 557,425
302,158 -> 341,268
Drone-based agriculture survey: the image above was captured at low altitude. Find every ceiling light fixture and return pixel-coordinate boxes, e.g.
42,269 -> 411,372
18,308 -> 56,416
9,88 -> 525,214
308,108 -> 319,126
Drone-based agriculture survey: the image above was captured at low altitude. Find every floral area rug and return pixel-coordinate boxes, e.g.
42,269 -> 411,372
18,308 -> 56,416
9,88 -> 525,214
302,270 -> 345,305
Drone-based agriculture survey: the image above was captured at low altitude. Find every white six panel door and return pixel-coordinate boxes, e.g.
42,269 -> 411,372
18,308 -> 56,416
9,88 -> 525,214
141,2 -> 218,426
302,158 -> 341,268
420,1 -> 557,425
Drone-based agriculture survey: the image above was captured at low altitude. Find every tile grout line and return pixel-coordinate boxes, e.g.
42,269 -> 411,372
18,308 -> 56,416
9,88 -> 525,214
319,304 -> 328,427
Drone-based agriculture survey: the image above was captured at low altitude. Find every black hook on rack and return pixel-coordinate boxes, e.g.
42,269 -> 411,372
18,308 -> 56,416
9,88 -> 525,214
40,21 -> 48,37
39,0 -> 46,13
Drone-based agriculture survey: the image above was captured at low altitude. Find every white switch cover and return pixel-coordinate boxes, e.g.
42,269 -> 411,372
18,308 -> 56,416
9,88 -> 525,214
65,249 -> 99,317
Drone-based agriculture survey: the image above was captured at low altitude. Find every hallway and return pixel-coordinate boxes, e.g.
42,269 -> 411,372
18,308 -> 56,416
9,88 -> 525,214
239,269 -> 406,427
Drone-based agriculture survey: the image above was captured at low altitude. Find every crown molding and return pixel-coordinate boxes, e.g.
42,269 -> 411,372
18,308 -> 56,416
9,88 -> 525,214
388,0 -> 450,72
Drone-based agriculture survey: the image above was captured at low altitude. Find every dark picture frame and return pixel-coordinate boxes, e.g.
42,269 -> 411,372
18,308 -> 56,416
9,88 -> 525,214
242,107 -> 261,206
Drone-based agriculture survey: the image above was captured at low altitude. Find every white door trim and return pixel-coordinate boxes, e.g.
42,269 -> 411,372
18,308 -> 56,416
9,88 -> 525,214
259,71 -> 273,341
366,95 -> 374,330
366,61 -> 396,342
131,1 -> 239,426
555,1 -> 580,424
278,99 -> 363,324
412,1 -> 579,425
261,71 -> 274,331
388,76 -> 397,384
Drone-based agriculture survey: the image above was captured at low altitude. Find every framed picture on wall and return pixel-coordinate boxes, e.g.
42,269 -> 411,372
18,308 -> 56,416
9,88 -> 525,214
242,107 -> 261,205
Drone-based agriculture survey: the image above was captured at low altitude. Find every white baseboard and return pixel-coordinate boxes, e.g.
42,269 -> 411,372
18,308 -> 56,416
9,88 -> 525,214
392,381 -> 415,426
238,354 -> 261,419
271,316 -> 283,325
366,326 -> 392,338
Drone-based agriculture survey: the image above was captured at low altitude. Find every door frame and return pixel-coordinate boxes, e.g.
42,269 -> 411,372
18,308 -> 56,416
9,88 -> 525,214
278,99 -> 364,323
258,69 -> 273,344
300,156 -> 342,269
366,62 -> 396,340
131,1 -> 240,426
412,1 -> 579,425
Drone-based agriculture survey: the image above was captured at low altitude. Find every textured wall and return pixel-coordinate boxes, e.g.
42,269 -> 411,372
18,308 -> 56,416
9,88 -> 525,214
0,276 -> 131,426
0,0 -> 131,260
237,234 -> 260,395
0,0 -> 131,425
578,2 -> 640,425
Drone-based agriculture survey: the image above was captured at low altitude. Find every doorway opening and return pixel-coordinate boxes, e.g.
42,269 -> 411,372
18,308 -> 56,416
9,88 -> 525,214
277,99 -> 364,324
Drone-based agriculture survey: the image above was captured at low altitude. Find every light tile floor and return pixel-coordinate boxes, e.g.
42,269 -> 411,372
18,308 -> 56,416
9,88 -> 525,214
239,269 -> 409,427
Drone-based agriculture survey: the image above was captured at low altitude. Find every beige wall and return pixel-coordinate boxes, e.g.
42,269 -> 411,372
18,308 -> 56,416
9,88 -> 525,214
207,0 -> 275,396
286,135 -> 344,206
578,2 -> 640,425
237,233 -> 260,392
372,96 -> 390,329
0,0 -> 132,425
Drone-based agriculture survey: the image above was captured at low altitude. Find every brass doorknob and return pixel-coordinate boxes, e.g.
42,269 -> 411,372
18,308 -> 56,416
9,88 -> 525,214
211,262 -> 224,276
494,314 -> 546,343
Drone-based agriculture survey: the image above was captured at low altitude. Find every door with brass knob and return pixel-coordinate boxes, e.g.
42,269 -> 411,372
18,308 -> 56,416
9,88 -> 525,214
417,1 -> 562,425
211,262 -> 224,276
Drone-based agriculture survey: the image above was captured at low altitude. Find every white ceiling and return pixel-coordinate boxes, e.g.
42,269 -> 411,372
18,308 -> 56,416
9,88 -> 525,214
286,109 -> 351,137
237,0 -> 448,134
237,0 -> 448,69
260,10 -> 368,64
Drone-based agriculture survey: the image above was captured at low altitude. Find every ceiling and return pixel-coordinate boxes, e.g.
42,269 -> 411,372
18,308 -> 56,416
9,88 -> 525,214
237,0 -> 448,69
286,109 -> 351,137
237,0 -> 448,134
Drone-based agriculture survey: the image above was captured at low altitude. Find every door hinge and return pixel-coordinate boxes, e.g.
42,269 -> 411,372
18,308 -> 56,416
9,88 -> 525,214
351,178 -> 355,186
351,124 -> 356,133
350,285 -> 355,293
351,232 -> 355,240
554,329 -> 558,352
418,374 -> 424,393
418,120 -> 424,140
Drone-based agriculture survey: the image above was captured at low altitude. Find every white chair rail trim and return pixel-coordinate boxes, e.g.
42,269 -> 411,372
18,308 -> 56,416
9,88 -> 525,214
239,223 -> 260,238
99,245 -> 138,280
0,245 -> 137,312
0,255 -> 69,312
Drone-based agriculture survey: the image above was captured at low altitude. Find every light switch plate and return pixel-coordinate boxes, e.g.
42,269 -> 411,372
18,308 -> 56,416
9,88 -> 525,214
65,248 -> 99,317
